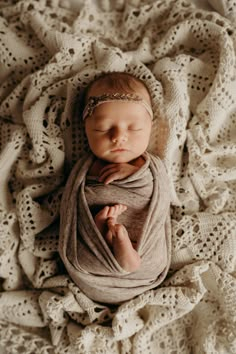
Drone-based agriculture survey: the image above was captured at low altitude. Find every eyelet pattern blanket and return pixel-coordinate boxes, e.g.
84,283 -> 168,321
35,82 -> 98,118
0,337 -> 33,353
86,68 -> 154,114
0,0 -> 236,353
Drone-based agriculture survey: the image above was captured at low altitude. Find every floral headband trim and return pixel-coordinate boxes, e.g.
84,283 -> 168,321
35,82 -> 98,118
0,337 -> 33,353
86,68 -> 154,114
82,93 -> 153,120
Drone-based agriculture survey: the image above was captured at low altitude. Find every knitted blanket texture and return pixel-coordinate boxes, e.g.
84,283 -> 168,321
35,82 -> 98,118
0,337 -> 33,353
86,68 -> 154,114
0,0 -> 236,353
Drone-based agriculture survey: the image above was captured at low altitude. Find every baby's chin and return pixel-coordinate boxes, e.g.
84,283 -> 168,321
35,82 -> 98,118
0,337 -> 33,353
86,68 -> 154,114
102,155 -> 142,164
98,154 -> 133,164
94,150 -> 142,164
103,157 -> 132,164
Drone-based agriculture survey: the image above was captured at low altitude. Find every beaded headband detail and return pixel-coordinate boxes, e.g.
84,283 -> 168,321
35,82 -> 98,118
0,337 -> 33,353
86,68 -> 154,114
82,93 -> 153,120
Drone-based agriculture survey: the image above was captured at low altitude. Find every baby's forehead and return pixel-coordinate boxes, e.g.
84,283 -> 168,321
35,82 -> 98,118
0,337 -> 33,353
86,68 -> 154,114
88,102 -> 151,127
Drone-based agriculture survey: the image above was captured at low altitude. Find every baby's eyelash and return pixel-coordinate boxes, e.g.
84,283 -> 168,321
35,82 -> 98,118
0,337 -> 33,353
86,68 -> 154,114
93,128 -> 142,132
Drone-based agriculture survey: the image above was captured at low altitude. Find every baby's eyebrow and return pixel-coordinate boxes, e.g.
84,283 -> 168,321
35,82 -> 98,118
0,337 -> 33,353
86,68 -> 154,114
93,114 -> 110,121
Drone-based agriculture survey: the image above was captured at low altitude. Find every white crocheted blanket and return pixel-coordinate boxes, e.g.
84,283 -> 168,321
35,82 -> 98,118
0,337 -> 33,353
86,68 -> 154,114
0,0 -> 236,353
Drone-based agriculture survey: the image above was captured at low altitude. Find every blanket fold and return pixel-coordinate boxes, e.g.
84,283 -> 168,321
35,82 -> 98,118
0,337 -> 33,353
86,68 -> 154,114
59,152 -> 171,303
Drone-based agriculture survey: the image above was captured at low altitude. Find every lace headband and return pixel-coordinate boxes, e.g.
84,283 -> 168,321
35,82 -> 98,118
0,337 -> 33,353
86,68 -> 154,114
82,93 -> 153,120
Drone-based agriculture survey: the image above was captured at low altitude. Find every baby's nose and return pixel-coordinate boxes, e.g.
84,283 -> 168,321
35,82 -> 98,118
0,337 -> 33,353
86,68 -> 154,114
111,129 -> 127,143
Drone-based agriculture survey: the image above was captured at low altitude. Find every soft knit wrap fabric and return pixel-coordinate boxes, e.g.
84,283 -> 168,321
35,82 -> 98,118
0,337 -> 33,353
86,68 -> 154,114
0,0 -> 236,353
59,152 -> 171,304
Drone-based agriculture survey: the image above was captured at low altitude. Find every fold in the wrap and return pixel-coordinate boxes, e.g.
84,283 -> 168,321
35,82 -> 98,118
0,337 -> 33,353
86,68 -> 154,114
59,152 -> 171,304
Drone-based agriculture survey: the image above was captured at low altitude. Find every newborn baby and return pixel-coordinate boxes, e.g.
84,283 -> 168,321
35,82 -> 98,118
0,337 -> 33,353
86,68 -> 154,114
59,72 -> 171,304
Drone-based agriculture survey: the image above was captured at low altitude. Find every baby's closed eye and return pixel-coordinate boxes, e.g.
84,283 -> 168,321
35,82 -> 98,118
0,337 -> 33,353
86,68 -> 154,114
94,126 -> 110,132
128,125 -> 143,131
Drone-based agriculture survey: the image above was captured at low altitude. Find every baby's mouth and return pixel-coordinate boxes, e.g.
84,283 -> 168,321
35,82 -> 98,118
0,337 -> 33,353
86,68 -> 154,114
111,148 -> 128,152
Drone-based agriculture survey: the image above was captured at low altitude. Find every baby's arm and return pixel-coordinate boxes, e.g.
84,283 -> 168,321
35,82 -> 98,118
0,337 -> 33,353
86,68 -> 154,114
94,205 -> 141,272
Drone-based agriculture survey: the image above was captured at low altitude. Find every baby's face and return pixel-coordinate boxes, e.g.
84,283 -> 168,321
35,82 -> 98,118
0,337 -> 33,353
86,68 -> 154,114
85,86 -> 152,163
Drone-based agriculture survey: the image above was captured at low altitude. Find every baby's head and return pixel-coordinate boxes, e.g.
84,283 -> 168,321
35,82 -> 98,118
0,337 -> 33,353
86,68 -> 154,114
83,72 -> 153,163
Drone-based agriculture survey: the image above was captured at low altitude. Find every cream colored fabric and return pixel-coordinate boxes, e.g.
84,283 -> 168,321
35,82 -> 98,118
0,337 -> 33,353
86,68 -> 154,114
59,152 -> 171,304
0,0 -> 236,353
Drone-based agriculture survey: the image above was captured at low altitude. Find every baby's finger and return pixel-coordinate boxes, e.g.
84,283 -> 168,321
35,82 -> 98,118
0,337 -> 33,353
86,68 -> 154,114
105,229 -> 113,247
107,216 -> 116,227
103,171 -> 124,184
99,167 -> 120,183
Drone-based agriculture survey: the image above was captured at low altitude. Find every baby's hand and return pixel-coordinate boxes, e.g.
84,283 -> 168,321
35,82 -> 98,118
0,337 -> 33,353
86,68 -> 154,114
99,163 -> 139,184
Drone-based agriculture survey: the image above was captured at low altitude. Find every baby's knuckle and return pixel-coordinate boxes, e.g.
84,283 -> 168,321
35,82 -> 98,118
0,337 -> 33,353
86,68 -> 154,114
115,224 -> 123,232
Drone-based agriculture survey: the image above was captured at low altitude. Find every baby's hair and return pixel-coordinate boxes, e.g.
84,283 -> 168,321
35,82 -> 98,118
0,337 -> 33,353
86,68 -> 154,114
84,71 -> 151,103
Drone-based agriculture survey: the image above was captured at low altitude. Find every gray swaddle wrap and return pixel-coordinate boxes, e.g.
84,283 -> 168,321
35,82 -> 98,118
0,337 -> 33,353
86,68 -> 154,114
59,152 -> 171,304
